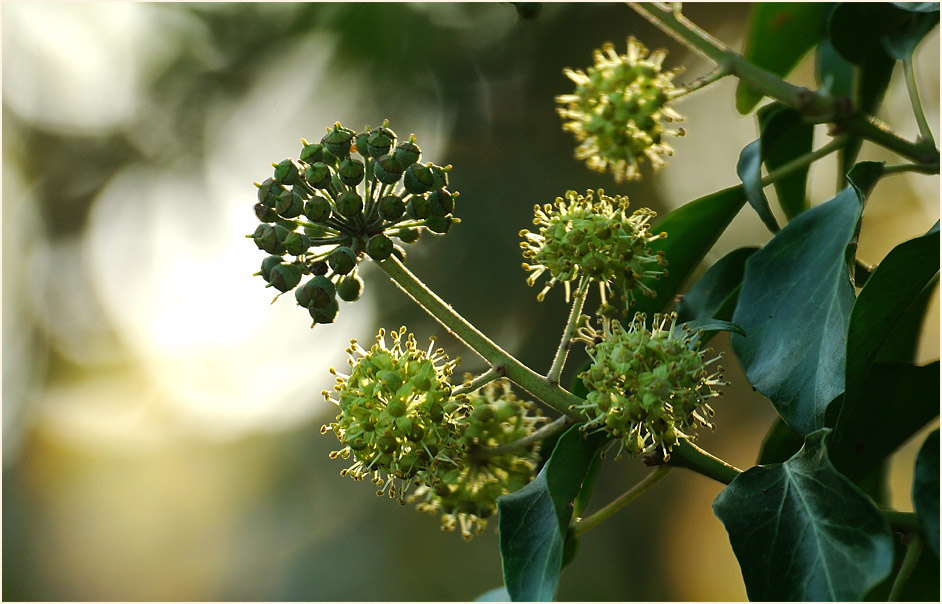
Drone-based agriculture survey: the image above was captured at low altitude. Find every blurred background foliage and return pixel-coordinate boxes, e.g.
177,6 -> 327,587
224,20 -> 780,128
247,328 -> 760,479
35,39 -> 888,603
2,3 -> 938,601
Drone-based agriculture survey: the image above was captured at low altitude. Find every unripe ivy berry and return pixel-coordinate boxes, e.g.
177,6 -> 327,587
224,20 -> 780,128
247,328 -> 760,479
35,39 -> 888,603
275,189 -> 305,219
328,246 -> 357,275
304,163 -> 333,189
374,154 -> 404,185
353,129 -> 371,157
410,195 -> 432,220
284,232 -> 310,256
367,233 -> 394,261
337,274 -> 363,302
379,195 -> 405,220
403,163 -> 434,195
426,188 -> 455,216
335,190 -> 364,218
300,142 -> 326,165
259,255 -> 284,282
297,275 -> 336,309
309,260 -> 329,276
322,123 -> 355,159
397,228 -> 420,244
269,263 -> 303,292
304,196 -> 331,223
426,216 -> 453,235
273,159 -> 301,185
255,201 -> 279,223
429,165 -> 450,189
338,157 -> 366,187
309,298 -> 339,323
257,178 -> 283,203
367,126 -> 396,158
394,137 -> 421,167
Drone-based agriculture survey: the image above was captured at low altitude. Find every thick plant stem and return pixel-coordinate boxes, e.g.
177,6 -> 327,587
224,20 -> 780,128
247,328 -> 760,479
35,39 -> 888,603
889,533 -> 924,601
904,57 -> 935,147
546,278 -> 589,385
570,465 -> 672,537
881,509 -> 923,534
377,256 -> 584,419
666,439 -> 742,485
476,415 -> 572,459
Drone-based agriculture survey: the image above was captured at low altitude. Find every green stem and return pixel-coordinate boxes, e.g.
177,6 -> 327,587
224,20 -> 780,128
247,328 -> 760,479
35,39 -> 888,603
760,134 -> 849,188
889,533 -> 924,602
904,57 -> 935,147
452,366 -> 503,397
842,114 -> 940,167
673,63 -> 733,99
475,415 -> 572,460
881,509 -> 923,534
666,439 -> 742,485
570,465 -> 672,537
882,162 -> 941,176
377,255 -> 584,419
546,278 -> 589,386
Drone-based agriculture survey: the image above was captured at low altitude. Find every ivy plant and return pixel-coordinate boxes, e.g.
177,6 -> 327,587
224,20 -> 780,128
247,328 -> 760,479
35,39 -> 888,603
246,3 -> 939,601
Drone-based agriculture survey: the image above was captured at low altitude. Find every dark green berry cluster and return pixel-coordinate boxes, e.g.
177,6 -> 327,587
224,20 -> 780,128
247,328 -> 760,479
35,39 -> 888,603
251,120 -> 458,325
572,312 -> 727,460
410,378 -> 545,540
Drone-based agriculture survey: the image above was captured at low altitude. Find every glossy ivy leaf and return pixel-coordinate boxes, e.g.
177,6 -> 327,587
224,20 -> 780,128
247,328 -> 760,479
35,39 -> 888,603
713,428 -> 894,601
828,3 -> 912,65
830,361 -> 940,482
676,247 -> 756,325
882,9 -> 939,59
635,185 -> 747,320
731,164 -> 882,435
736,139 -> 779,233
475,586 -> 511,602
912,429 -> 940,557
875,275 -> 939,363
735,3 -> 831,114
816,37 -> 855,99
834,222 -> 940,448
756,417 -> 803,465
497,425 -> 605,602
759,104 -> 814,220
678,319 -> 745,349
893,2 -> 941,12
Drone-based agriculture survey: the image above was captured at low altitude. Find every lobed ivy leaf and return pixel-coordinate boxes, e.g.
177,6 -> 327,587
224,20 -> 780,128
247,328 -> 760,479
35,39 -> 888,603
735,3 -> 831,114
736,138 -> 780,233
730,164 -> 882,436
833,221 -> 940,450
634,185 -> 747,320
759,103 -> 814,220
713,428 -> 895,601
676,247 -> 756,325
912,429 -> 940,557
497,425 -> 606,601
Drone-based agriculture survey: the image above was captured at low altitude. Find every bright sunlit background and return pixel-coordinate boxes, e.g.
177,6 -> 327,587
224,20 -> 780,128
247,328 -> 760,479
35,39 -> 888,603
3,3 -> 939,601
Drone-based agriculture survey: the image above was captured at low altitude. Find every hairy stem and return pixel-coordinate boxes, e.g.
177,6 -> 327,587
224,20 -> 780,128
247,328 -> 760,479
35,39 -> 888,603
452,366 -> 504,397
474,415 -> 572,460
377,255 -> 584,419
546,278 -> 589,385
904,57 -> 935,147
665,439 -> 742,485
570,465 -> 672,537
673,63 -> 733,99
889,533 -> 924,601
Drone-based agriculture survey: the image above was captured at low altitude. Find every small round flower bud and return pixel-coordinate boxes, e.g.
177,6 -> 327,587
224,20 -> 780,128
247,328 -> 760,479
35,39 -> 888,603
253,223 -> 290,255
255,201 -> 279,223
259,255 -> 284,282
379,195 -> 405,220
397,228 -> 420,244
257,178 -> 285,203
269,263 -> 303,293
430,165 -> 450,189
273,159 -> 301,185
284,232 -> 310,256
403,163 -> 434,195
337,274 -> 364,302
573,313 -> 726,460
322,123 -> 355,159
304,163 -> 333,189
328,246 -> 358,275
297,275 -> 336,309
426,188 -> 455,217
338,157 -> 366,187
426,216 -> 453,235
335,190 -> 364,218
275,189 -> 305,219
309,298 -> 339,324
409,194 -> 432,220
304,196 -> 331,223
367,126 -> 396,158
367,233 -> 394,261
300,142 -> 326,165
374,154 -> 404,185
394,136 -> 421,167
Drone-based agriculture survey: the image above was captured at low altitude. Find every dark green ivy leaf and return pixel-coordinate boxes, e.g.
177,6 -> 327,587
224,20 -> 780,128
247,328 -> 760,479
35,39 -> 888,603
736,138 -> 780,233
893,2 -> 941,12
756,417 -> 804,465
759,103 -> 815,220
834,221 -> 940,450
828,3 -> 912,65
882,8 -> 939,59
731,164 -> 883,435
736,3 -> 832,113
475,586 -> 511,602
676,247 -> 756,325
497,425 -> 605,601
913,429 -> 940,557
713,428 -> 895,601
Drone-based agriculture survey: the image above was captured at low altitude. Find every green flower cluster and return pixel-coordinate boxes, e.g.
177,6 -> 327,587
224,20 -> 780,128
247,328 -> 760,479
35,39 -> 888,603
410,378 -> 545,540
520,189 -> 667,313
251,120 -> 458,325
556,36 -> 684,182
322,327 -> 468,502
572,313 -> 726,460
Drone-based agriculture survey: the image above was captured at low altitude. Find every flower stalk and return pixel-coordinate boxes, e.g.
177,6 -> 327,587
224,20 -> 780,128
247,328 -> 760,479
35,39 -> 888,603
570,465 -> 672,537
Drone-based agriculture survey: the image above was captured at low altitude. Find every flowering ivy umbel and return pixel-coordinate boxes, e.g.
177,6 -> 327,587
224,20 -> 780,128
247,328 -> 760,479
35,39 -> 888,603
556,36 -> 685,182
410,378 -> 545,540
250,120 -> 457,326
572,312 -> 727,460
321,327 -> 469,503
520,189 -> 667,313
